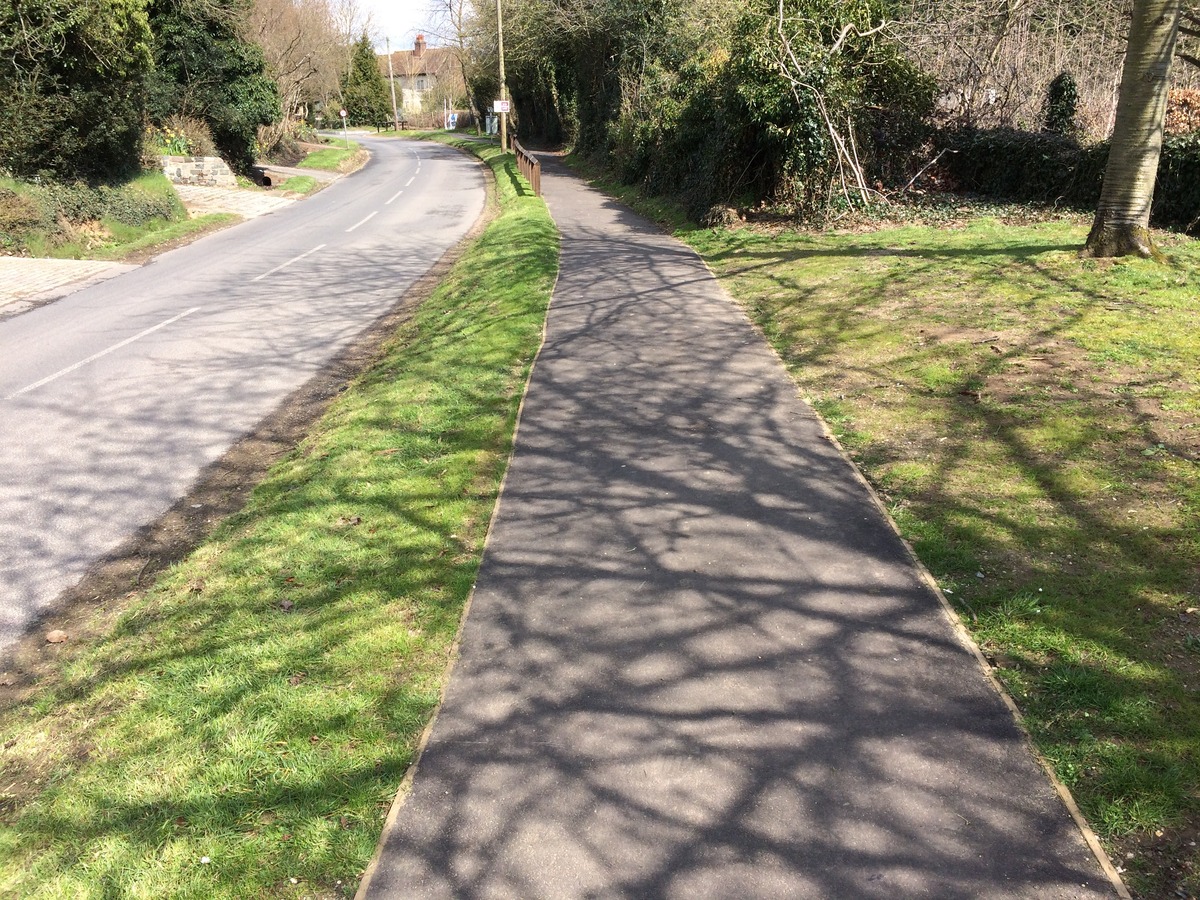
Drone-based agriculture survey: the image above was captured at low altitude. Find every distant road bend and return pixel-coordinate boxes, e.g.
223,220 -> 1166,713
0,136 -> 487,653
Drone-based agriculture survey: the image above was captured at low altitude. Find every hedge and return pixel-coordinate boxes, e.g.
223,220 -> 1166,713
936,128 -> 1200,233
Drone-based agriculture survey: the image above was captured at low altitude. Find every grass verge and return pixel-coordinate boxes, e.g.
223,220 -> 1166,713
297,140 -> 364,173
89,213 -> 239,262
0,141 -> 558,898
279,176 -> 319,195
680,217 -> 1199,899
0,172 -> 221,261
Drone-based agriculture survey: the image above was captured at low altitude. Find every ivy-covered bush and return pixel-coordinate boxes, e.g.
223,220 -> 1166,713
937,128 -> 1106,205
0,174 -> 186,254
1154,133 -> 1200,232
0,0 -> 153,181
43,182 -> 182,227
1043,72 -> 1080,136
514,0 -> 933,222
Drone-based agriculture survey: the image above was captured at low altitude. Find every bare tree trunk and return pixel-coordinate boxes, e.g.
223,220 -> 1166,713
1084,0 -> 1182,258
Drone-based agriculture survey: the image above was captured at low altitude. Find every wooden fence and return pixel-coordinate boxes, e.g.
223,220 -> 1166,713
512,139 -> 542,197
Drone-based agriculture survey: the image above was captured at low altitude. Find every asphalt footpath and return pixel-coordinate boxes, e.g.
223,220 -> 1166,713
358,158 -> 1120,899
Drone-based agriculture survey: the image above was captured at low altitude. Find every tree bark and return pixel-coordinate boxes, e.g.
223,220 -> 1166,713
1084,0 -> 1182,259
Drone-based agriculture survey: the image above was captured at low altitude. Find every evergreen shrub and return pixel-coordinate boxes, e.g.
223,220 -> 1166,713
1043,72 -> 1080,136
568,0 -> 934,222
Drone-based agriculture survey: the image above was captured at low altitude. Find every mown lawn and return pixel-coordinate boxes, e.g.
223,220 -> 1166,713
0,140 -> 557,898
683,216 -> 1200,899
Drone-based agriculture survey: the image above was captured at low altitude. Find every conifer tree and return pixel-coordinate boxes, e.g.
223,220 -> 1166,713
342,33 -> 390,128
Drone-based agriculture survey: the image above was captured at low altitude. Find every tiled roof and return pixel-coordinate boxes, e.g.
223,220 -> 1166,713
382,46 -> 459,81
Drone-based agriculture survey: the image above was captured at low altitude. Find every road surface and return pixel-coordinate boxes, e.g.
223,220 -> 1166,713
0,136 -> 486,652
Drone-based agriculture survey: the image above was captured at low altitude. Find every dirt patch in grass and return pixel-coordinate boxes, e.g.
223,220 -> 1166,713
1115,824 -> 1200,898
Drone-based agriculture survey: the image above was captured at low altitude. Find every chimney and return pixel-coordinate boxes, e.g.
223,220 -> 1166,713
414,34 -> 427,58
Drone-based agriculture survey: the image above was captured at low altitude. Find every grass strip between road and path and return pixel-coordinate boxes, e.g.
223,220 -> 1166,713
569,155 -> 1200,898
0,139 -> 558,898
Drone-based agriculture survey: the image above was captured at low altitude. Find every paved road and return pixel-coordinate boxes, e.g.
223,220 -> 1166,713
360,160 -> 1116,898
0,136 -> 485,651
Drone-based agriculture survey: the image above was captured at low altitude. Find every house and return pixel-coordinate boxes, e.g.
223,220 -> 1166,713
382,35 -> 466,116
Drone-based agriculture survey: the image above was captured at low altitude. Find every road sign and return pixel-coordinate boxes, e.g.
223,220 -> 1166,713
493,100 -> 511,114
339,108 -> 347,118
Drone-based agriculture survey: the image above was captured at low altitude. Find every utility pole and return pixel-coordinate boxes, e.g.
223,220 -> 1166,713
386,37 -> 400,132
496,0 -> 508,152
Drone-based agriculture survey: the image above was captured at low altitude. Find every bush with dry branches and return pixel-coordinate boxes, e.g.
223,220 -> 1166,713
893,0 -> 1200,139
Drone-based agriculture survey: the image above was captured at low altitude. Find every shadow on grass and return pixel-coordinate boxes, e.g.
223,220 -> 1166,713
692,222 -> 1200,852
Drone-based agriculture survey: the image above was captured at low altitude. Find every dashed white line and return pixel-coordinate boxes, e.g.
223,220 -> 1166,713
405,176 -> 416,187
386,189 -> 405,205
252,244 -> 327,282
346,211 -> 378,233
6,307 -> 202,400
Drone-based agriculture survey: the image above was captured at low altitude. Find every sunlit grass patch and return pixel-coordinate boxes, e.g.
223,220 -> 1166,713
683,216 -> 1200,897
297,141 -> 363,173
279,176 -> 319,195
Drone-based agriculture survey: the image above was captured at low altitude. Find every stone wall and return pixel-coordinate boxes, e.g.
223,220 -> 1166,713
160,155 -> 237,188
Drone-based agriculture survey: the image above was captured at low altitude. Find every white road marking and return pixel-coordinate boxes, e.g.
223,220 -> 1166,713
6,307 -> 202,400
405,176 -> 416,187
346,211 -> 379,233
386,189 -> 405,205
252,243 -> 327,282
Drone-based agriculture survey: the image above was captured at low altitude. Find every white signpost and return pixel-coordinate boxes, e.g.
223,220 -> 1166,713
340,108 -> 348,148
493,100 -> 511,150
